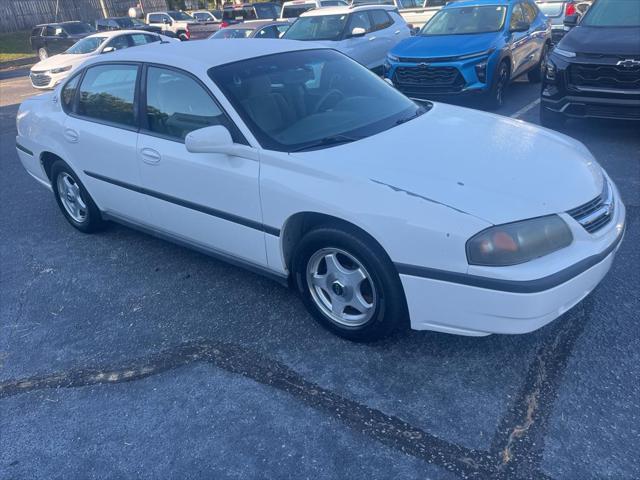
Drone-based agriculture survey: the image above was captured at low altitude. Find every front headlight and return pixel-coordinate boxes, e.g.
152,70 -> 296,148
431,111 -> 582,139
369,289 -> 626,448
387,54 -> 399,63
553,47 -> 576,58
50,65 -> 72,74
466,215 -> 573,266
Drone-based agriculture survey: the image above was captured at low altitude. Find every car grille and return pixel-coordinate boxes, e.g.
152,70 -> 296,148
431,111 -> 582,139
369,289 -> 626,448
30,72 -> 51,87
567,181 -> 615,234
569,63 -> 640,91
393,66 -> 465,95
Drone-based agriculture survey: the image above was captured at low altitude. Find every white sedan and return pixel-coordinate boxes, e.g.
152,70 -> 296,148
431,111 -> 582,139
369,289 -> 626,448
282,5 -> 411,71
29,29 -> 176,90
16,40 -> 625,341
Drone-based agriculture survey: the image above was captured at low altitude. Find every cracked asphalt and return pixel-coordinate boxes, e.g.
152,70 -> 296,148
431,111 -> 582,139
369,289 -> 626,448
1,68 -> 638,480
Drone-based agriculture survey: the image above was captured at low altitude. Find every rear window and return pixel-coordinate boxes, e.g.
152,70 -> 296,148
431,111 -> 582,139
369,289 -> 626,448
254,3 -> 280,18
536,1 -> 564,17
223,7 -> 257,21
282,4 -> 316,18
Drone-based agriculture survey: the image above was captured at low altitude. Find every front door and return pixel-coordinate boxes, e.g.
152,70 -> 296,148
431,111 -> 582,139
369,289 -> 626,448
136,65 -> 266,266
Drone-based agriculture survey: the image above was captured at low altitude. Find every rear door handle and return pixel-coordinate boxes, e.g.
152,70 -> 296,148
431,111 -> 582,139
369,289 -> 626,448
141,147 -> 161,165
369,36 -> 376,41
64,128 -> 79,143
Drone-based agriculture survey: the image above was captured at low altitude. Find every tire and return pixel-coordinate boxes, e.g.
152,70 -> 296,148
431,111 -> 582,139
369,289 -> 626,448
38,47 -> 49,61
292,225 -> 408,342
50,160 -> 104,233
485,60 -> 510,110
528,43 -> 548,83
178,32 -> 188,41
540,105 -> 566,129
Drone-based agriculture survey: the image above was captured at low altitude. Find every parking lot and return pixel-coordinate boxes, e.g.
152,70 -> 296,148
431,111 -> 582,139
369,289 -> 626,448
1,65 -> 638,480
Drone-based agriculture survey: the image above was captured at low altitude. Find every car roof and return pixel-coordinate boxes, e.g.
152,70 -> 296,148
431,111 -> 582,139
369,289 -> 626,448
81,39 -> 317,72
225,20 -> 289,29
35,21 -> 87,27
85,29 -> 157,39
301,4 -> 396,15
443,0 -> 511,8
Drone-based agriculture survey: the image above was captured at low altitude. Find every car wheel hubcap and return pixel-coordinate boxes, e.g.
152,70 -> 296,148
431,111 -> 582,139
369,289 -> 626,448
306,248 -> 377,327
57,172 -> 87,223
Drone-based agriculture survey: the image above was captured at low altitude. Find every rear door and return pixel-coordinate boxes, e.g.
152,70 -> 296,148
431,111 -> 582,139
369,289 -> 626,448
63,63 -> 149,221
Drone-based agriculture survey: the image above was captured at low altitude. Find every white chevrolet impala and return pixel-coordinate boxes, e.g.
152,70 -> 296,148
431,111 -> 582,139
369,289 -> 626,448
15,40 -> 625,341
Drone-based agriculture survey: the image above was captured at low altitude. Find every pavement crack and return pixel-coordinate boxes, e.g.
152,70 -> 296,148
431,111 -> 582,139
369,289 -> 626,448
0,339 -> 496,478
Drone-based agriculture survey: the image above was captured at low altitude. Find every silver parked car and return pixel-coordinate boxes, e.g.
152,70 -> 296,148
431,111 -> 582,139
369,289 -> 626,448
535,0 -> 590,43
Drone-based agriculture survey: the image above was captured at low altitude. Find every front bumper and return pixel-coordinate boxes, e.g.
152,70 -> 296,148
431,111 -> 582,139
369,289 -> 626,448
400,195 -> 626,336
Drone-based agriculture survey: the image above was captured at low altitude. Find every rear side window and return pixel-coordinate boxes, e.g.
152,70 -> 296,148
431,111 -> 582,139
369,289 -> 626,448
255,25 -> 280,38
105,35 -> 131,51
148,13 -> 164,23
77,64 -> 138,127
31,27 -> 43,36
44,26 -> 57,36
130,33 -> 157,45
144,66 -> 236,141
370,10 -> 393,30
61,74 -> 81,112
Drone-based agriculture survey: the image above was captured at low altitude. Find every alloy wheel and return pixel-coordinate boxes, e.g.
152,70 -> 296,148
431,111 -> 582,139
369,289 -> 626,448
56,172 -> 88,223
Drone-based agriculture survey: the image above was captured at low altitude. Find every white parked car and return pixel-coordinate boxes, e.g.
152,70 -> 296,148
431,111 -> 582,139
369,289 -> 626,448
280,0 -> 349,19
29,30 -> 176,90
16,41 -> 625,341
282,5 -> 411,71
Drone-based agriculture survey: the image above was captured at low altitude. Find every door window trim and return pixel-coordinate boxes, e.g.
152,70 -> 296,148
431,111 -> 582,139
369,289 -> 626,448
138,63 -> 248,145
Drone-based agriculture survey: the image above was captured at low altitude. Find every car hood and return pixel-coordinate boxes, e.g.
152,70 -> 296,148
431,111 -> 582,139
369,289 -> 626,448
31,52 -> 92,72
391,32 -> 502,58
306,103 -> 603,225
558,26 -> 640,56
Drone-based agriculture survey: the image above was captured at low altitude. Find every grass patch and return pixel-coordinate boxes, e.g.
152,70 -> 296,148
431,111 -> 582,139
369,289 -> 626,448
0,30 -> 33,62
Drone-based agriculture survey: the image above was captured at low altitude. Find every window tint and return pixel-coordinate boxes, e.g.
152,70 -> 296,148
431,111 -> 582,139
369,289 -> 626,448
130,33 -> 157,45
148,14 -> 164,23
77,64 -> 138,127
255,25 -> 280,38
61,74 -> 80,112
145,67 -> 233,141
45,26 -> 57,36
522,1 -> 538,23
425,0 -> 447,6
349,11 -> 373,32
370,10 -> 393,30
106,35 -> 130,51
510,3 -> 525,28
31,27 -> 43,37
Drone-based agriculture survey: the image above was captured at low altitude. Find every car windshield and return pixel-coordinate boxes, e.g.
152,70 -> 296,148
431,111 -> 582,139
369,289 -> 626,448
254,3 -> 280,18
282,4 -> 317,18
211,27 -> 254,38
64,22 -> 94,34
580,0 -> 640,27
283,14 -> 349,40
536,1 -> 565,17
168,11 -> 194,20
64,36 -> 107,54
421,5 -> 507,35
114,17 -> 137,27
209,49 -> 422,152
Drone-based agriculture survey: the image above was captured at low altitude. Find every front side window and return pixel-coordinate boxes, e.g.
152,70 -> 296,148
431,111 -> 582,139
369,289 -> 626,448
167,11 -> 194,21
145,67 -> 235,141
509,4 -> 525,29
522,2 -> 538,23
65,36 -> 107,54
349,11 -> 373,33
105,35 -> 130,51
421,5 -> 507,35
77,64 -> 138,127
61,74 -> 81,111
209,49 -> 420,152
581,0 -> 640,27
148,14 -> 165,23
64,23 -> 94,34
211,28 -> 254,38
283,14 -> 349,40
255,25 -> 280,38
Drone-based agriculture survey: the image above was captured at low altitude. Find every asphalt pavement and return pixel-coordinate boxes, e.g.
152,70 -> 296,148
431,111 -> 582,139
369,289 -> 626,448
1,69 -> 638,480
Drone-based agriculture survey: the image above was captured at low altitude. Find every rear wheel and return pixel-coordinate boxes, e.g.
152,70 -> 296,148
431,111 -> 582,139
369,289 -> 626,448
486,61 -> 510,110
540,105 -> 566,129
38,47 -> 49,61
51,160 -> 104,233
528,43 -> 548,83
292,225 -> 407,342
177,31 -> 189,41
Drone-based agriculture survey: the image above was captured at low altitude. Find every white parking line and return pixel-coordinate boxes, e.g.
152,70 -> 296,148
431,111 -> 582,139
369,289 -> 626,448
511,98 -> 541,119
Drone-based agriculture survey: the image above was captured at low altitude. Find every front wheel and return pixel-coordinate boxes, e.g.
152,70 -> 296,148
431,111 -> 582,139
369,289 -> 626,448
51,160 -> 104,233
292,226 -> 408,342
485,61 -> 510,110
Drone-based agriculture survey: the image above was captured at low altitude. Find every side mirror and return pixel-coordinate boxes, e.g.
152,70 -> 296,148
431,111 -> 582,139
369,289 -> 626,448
102,46 -> 115,53
350,27 -> 366,38
510,21 -> 530,33
185,125 -> 258,159
563,14 -> 578,28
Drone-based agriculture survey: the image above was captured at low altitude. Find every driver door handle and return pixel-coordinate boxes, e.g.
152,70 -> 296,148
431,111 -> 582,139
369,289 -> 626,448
369,35 -> 377,41
140,147 -> 161,165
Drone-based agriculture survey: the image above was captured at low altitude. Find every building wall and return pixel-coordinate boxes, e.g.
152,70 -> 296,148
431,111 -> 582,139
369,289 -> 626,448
0,0 -> 169,32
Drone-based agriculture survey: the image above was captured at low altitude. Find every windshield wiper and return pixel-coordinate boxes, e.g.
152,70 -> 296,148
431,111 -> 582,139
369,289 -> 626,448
289,135 -> 360,153
395,106 -> 428,126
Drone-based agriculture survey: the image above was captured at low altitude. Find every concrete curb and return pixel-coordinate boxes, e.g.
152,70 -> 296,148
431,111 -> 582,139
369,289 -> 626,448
0,56 -> 37,70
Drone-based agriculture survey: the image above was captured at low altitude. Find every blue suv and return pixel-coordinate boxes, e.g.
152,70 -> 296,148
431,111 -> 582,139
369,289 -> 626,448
384,0 -> 552,108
